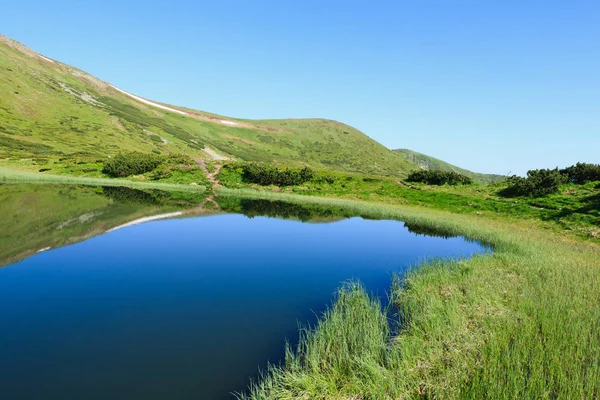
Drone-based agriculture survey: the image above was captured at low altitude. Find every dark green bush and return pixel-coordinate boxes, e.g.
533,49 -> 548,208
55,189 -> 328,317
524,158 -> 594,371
313,173 -> 336,184
406,170 -> 473,185
101,152 -> 194,178
102,152 -> 163,177
502,162 -> 599,198
165,154 -> 194,165
503,168 -> 567,197
233,163 -> 315,186
560,162 -> 600,184
149,134 -> 163,143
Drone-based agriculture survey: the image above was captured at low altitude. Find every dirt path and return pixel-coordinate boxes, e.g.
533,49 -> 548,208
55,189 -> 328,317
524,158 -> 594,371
196,160 -> 223,209
197,160 -> 222,189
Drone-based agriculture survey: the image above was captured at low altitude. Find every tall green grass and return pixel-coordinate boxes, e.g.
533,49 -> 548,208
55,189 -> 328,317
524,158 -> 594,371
221,188 -> 600,399
0,167 -> 206,192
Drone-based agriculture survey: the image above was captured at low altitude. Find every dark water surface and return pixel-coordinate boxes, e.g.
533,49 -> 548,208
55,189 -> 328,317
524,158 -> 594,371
0,184 -> 487,400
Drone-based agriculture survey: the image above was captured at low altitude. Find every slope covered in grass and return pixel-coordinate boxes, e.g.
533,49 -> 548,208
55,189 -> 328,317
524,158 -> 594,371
394,148 -> 505,184
0,35 -> 415,177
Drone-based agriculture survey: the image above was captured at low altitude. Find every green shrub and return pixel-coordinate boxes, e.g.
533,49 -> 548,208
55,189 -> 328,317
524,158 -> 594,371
406,170 -> 473,185
560,162 -> 600,184
101,152 -> 163,177
503,168 -> 567,197
149,134 -> 163,143
232,163 -> 315,186
165,154 -> 194,165
501,162 -> 599,198
313,172 -> 336,184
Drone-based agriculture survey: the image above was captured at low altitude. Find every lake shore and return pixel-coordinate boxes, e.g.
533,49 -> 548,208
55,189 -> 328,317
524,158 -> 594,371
0,167 -> 206,192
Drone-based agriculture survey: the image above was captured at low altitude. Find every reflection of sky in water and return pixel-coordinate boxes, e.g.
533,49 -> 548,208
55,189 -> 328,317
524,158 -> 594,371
0,213 -> 487,400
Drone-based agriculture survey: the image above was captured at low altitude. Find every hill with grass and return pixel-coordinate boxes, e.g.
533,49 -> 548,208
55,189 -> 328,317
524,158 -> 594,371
0,35 -> 416,177
394,148 -> 505,184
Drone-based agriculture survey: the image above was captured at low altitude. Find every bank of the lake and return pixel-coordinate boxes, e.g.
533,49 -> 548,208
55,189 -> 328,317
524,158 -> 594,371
218,189 -> 600,399
0,167 -> 207,192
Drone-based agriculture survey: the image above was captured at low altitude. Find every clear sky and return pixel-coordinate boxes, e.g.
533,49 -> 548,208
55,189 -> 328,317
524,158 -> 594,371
2,0 -> 598,175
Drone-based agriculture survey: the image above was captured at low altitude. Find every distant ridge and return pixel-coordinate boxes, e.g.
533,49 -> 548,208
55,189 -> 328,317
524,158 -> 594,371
393,149 -> 505,184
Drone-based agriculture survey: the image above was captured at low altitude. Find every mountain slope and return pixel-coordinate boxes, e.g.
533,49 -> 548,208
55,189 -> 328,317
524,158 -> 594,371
0,35 -> 416,177
394,148 -> 505,184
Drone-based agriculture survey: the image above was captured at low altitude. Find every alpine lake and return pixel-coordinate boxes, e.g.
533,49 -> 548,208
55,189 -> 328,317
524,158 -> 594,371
0,184 -> 489,399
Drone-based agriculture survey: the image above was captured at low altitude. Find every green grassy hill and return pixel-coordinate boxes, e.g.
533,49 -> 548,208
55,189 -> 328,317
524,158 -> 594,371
0,35 -> 416,177
394,148 -> 505,184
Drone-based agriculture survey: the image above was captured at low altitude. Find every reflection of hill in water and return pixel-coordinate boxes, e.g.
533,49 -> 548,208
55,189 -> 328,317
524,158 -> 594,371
0,184 -> 210,267
2,184 -> 480,267
102,186 -> 209,207
217,198 -> 477,242
217,198 -> 357,223
402,222 -> 461,239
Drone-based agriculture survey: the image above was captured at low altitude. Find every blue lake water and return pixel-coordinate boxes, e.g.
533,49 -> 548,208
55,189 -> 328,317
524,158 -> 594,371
0,185 -> 487,399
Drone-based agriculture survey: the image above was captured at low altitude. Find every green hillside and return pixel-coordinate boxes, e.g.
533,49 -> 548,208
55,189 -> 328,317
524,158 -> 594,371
0,35 -> 415,177
394,148 -> 505,184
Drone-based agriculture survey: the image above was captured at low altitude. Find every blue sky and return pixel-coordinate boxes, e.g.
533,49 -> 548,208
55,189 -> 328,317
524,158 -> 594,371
2,0 -> 598,175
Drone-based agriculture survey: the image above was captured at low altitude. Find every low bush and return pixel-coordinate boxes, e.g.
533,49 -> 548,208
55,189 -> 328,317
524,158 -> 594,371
406,170 -> 473,185
503,168 -> 567,197
560,162 -> 600,184
231,163 -> 316,186
164,154 -> 194,165
149,134 -> 163,143
312,172 -> 336,184
102,152 -> 163,177
502,162 -> 599,197
101,152 -> 195,178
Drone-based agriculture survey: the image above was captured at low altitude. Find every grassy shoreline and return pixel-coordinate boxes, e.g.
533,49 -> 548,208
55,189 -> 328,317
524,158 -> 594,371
217,189 -> 600,399
0,167 -> 206,192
